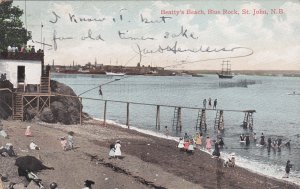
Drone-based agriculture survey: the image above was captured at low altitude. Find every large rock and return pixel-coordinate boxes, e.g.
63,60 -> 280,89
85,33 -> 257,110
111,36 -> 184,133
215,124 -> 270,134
39,107 -> 55,123
0,79 -> 13,119
39,80 -> 81,125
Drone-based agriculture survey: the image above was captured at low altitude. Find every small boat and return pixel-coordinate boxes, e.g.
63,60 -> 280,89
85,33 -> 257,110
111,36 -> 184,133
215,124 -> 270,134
105,72 -> 125,76
217,60 -> 234,79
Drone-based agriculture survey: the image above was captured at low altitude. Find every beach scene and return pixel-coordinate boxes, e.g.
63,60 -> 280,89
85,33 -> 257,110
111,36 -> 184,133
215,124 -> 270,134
1,0 -> 300,188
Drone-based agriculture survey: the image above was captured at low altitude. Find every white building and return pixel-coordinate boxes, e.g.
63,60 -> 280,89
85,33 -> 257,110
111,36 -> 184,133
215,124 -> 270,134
0,52 -> 44,91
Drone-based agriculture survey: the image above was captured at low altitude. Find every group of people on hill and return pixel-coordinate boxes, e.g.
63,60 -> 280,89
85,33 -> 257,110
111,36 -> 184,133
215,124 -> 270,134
203,98 -> 218,109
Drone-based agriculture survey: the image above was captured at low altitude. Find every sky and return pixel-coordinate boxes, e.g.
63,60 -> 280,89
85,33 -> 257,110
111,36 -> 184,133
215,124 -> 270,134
12,0 -> 300,70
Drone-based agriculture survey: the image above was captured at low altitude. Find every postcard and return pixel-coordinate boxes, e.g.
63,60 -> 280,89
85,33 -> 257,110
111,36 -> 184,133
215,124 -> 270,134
0,0 -> 299,188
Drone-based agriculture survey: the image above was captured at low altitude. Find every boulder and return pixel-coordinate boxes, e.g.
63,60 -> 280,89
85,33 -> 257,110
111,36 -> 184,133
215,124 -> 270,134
38,80 -> 82,125
39,107 -> 55,123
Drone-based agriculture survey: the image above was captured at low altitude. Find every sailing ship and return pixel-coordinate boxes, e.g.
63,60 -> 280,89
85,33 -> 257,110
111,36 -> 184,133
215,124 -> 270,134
217,60 -> 234,79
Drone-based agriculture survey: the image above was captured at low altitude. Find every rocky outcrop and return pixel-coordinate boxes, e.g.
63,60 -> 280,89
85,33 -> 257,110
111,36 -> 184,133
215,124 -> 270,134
0,78 -> 13,119
39,80 -> 82,125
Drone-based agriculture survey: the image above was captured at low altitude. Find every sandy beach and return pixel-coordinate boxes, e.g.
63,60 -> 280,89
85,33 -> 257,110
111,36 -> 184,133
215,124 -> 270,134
0,119 -> 299,189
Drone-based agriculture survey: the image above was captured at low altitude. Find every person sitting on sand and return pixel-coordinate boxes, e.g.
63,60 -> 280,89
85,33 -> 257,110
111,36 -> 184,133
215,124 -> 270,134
187,139 -> 194,154
178,137 -> 184,151
25,126 -> 32,137
60,137 -> 67,151
205,136 -> 212,151
82,180 -> 95,189
0,143 -> 16,157
109,143 -> 115,158
224,153 -> 235,167
114,140 -> 122,158
0,121 -> 8,139
29,141 -> 40,150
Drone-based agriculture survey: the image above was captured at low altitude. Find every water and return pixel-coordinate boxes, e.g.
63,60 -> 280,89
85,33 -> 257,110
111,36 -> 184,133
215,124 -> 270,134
52,73 -> 300,184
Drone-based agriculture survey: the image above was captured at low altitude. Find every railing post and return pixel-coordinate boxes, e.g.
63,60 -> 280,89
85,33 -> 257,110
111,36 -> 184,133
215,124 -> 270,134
177,107 -> 182,132
156,105 -> 160,130
80,97 -> 82,125
126,103 -> 130,129
103,100 -> 107,126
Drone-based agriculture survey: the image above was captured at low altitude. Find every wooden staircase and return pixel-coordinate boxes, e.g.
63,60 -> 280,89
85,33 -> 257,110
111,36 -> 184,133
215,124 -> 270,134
172,107 -> 182,132
40,76 -> 50,93
214,110 -> 224,130
13,92 -> 23,120
196,109 -> 206,132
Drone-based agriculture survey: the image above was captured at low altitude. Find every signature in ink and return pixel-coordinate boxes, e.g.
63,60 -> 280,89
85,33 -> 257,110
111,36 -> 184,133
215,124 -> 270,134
134,41 -> 253,63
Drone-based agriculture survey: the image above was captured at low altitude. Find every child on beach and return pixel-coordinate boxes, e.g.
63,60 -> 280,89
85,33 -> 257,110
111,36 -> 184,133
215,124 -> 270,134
25,126 -> 32,137
60,137 -> 67,151
178,138 -> 184,151
187,139 -> 195,154
205,136 -> 212,151
67,131 -> 74,150
114,140 -> 122,158
109,143 -> 115,158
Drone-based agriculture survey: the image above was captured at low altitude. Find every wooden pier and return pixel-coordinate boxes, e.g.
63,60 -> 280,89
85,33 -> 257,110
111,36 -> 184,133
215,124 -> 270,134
81,97 -> 256,132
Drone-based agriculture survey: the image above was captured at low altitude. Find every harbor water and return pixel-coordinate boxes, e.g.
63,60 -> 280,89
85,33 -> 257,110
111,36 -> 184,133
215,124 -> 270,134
52,73 -> 300,184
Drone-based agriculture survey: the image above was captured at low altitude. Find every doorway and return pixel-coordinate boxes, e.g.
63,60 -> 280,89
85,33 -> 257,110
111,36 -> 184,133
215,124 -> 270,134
17,66 -> 25,83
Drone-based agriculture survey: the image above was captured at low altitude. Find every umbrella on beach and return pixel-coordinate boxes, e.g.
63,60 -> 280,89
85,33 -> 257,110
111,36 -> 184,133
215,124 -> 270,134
15,156 -> 54,172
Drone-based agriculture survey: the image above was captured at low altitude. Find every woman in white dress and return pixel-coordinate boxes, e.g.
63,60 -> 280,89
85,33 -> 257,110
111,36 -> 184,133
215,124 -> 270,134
114,140 -> 122,158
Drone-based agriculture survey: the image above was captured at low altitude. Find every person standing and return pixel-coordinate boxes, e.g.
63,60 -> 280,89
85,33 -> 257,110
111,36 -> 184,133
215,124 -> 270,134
208,98 -> 212,108
205,136 -> 212,151
260,133 -> 265,145
203,99 -> 207,109
283,160 -> 293,178
213,99 -> 217,109
67,131 -> 74,150
196,133 -> 203,148
115,140 -> 122,158
109,143 -> 115,158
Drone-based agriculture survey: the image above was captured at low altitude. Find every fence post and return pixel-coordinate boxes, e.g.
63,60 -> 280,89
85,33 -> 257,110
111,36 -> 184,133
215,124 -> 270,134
103,100 -> 107,126
126,102 -> 130,129
156,105 -> 160,130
